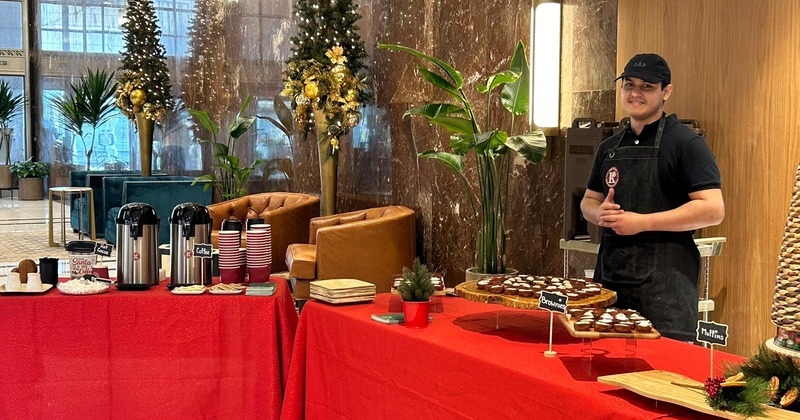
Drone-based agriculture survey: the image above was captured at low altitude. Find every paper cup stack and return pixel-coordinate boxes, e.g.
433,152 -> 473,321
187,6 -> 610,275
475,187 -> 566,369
247,224 -> 273,283
218,230 -> 245,283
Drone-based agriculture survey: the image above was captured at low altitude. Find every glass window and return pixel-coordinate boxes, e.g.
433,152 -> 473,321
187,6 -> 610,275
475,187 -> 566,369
0,1 -> 23,49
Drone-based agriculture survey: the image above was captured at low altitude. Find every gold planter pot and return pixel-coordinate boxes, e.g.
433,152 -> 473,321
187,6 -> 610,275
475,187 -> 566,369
135,112 -> 155,176
313,110 -> 338,216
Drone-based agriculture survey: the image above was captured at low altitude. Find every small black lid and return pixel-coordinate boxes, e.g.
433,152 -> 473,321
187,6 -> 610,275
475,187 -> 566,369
169,203 -> 212,225
65,240 -> 96,253
116,202 -> 159,225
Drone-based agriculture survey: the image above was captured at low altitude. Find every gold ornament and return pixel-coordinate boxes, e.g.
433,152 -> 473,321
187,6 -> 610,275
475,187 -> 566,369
330,138 -> 339,148
331,64 -> 349,83
344,89 -> 358,102
304,81 -> 320,99
130,89 -> 147,106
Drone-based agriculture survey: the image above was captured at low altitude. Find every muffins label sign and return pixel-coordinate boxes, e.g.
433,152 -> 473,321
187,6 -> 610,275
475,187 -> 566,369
696,320 -> 728,346
539,291 -> 568,314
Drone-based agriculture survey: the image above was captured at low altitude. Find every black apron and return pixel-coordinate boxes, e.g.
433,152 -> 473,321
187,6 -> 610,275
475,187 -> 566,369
594,116 -> 700,341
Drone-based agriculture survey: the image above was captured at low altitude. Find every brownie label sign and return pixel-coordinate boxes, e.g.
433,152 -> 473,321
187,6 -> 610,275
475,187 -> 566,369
539,291 -> 568,314
193,244 -> 213,258
696,320 -> 728,346
94,242 -> 113,257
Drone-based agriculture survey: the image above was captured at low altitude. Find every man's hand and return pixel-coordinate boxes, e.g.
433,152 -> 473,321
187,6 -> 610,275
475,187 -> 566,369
598,188 -> 648,235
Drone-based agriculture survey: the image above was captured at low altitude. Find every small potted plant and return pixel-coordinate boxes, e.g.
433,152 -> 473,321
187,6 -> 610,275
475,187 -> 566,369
396,258 -> 435,328
0,80 -> 25,188
10,158 -> 49,200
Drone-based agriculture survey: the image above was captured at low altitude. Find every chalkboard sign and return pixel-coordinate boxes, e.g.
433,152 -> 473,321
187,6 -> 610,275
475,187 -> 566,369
539,291 -> 568,314
696,320 -> 728,346
94,242 -> 114,257
193,244 -> 213,258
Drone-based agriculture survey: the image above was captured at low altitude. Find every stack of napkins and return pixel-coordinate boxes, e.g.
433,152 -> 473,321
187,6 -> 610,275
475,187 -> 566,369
245,282 -> 276,296
310,279 -> 376,304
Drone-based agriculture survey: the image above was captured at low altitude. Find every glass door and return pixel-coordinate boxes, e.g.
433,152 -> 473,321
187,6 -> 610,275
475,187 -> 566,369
0,0 -> 30,163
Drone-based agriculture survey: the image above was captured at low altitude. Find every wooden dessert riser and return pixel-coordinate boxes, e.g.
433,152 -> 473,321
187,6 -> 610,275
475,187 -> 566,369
455,280 -> 617,310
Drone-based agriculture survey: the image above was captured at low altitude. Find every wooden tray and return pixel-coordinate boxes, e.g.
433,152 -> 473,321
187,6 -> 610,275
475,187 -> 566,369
455,280 -> 617,310
598,370 -> 799,419
559,314 -> 661,340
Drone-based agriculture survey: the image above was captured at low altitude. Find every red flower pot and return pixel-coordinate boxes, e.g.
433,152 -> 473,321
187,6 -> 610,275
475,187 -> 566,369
402,300 -> 431,328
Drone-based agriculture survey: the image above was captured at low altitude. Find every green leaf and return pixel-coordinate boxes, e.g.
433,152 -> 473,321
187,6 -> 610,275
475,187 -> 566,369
473,130 -> 507,155
264,116 -> 291,139
477,70 -> 519,94
419,150 -> 465,174
378,44 -> 463,88
403,104 -> 466,119
429,115 -> 474,135
229,115 -> 256,139
501,41 -> 530,115
506,130 -> 547,163
417,67 -> 464,102
448,134 -> 474,155
189,109 -> 219,136
273,95 -> 293,135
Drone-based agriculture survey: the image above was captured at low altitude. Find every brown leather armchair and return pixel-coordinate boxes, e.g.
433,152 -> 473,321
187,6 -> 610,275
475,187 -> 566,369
207,192 -> 320,272
285,206 -> 416,301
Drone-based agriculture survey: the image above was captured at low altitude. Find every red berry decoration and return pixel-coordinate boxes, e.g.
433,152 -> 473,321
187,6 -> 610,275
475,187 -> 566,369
705,376 -> 724,399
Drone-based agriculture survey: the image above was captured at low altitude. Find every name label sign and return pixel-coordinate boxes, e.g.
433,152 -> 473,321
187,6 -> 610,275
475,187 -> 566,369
193,244 -> 213,258
696,320 -> 729,346
539,291 -> 568,314
94,242 -> 114,257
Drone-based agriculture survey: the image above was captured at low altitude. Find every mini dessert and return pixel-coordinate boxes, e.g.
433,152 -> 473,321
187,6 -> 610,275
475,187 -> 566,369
629,313 -> 644,321
489,285 -> 504,294
546,285 -> 558,291
574,321 -> 592,331
592,308 -> 606,317
569,308 -> 586,318
614,322 -> 634,333
503,279 -> 514,286
614,313 -> 629,322
518,288 -> 533,297
505,287 -> 518,295
594,321 -> 612,332
477,279 -> 491,290
635,321 -> 653,333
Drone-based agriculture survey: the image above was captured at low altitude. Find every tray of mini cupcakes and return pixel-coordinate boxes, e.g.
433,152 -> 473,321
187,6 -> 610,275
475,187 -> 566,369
391,273 -> 446,296
559,307 -> 660,339
455,274 -> 617,310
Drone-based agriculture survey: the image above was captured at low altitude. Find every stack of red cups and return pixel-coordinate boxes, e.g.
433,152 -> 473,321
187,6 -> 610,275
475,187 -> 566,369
218,230 -> 245,283
246,224 -> 273,282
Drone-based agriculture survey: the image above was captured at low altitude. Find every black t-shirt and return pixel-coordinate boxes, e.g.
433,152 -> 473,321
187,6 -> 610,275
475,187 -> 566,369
586,113 -> 721,209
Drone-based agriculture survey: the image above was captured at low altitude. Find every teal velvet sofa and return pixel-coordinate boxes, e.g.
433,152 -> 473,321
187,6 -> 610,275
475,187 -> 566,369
102,176 -> 212,245
69,170 -> 141,236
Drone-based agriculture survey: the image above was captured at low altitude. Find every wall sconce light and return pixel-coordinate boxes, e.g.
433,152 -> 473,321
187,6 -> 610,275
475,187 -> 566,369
530,0 -> 561,132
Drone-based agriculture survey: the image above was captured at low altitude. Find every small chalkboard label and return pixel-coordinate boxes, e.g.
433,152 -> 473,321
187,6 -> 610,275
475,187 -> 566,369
193,244 -> 213,258
94,242 -> 114,257
696,320 -> 728,346
539,291 -> 568,314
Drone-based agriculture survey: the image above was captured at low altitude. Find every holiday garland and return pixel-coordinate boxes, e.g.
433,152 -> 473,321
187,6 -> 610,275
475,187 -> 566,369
115,0 -> 174,122
281,0 -> 370,153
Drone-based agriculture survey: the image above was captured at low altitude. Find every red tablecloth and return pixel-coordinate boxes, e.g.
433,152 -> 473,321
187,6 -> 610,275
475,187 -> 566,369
0,277 -> 298,420
281,294 -> 743,420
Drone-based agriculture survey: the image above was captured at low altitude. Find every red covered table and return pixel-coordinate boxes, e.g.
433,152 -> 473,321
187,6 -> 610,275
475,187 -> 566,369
281,294 -> 742,420
0,277 -> 298,420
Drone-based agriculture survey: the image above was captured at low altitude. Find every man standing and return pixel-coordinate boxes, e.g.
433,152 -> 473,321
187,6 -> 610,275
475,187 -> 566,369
580,53 -> 725,341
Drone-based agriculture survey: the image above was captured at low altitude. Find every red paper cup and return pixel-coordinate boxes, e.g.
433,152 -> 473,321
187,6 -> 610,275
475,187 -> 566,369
220,266 -> 246,283
247,264 -> 272,283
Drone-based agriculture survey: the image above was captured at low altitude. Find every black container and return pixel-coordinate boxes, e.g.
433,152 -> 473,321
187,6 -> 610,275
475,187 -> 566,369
221,219 -> 243,232
39,257 -> 59,286
246,218 -> 265,230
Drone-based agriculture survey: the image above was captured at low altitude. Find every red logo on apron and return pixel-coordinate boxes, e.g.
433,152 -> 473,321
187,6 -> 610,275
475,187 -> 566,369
132,252 -> 140,261
184,250 -> 193,259
605,166 -> 620,188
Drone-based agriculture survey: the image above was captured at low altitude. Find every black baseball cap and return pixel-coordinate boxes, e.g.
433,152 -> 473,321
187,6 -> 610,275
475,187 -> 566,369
615,53 -> 671,85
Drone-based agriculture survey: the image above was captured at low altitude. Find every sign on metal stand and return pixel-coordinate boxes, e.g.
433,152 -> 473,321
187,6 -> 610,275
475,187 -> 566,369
696,320 -> 729,377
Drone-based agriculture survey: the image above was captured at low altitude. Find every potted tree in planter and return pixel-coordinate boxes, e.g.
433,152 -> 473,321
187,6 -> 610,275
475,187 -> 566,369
379,41 -> 547,280
396,258 -> 435,328
0,80 -> 25,189
10,158 -> 49,200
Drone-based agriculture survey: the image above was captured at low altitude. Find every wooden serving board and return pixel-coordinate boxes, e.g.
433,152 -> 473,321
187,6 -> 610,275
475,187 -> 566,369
559,314 -> 661,340
598,370 -> 799,420
455,280 -> 617,310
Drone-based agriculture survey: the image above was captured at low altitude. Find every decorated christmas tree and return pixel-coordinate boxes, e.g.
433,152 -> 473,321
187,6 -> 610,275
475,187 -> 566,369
182,0 -> 228,122
115,0 -> 173,123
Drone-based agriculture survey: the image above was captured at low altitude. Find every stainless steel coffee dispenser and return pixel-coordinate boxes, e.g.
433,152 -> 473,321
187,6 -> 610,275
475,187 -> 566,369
116,203 -> 159,288
169,203 -> 212,287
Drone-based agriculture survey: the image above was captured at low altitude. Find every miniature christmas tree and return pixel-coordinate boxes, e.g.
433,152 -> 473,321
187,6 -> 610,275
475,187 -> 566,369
771,163 -> 800,354
183,0 -> 228,122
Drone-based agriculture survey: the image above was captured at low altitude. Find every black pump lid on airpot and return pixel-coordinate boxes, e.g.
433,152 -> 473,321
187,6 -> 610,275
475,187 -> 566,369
169,203 -> 211,238
116,203 -> 159,238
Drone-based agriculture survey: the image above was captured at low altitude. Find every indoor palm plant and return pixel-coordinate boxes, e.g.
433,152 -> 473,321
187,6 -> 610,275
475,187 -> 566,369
51,68 -> 118,171
396,258 -> 436,328
10,158 -> 49,200
191,96 -> 264,201
378,41 -> 547,278
0,80 -> 25,188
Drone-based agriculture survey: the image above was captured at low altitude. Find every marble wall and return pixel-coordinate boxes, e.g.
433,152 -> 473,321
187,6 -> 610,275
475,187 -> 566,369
285,0 -> 619,284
